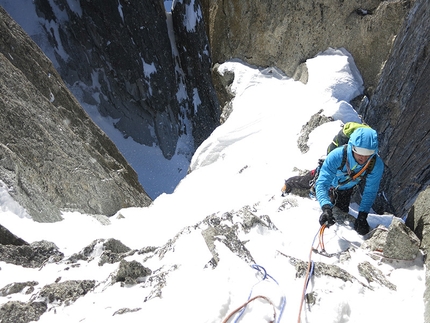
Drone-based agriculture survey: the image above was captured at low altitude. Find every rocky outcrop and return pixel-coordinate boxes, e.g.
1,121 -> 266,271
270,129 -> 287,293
38,280 -> 96,305
113,259 -> 152,285
202,0 -> 411,92
0,7 -> 152,222
0,240 -> 64,268
362,218 -> 420,261
66,238 -> 136,266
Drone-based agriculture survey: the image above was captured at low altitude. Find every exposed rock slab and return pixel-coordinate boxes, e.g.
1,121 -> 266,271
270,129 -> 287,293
0,7 -> 152,222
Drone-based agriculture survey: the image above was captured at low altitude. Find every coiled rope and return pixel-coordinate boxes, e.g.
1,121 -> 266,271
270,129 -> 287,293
222,264 -> 286,323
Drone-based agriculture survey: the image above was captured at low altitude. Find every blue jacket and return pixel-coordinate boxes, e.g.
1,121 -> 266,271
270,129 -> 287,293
315,128 -> 384,213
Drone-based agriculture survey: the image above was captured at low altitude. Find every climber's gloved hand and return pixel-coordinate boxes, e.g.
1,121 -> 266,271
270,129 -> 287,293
354,211 -> 370,235
319,204 -> 335,227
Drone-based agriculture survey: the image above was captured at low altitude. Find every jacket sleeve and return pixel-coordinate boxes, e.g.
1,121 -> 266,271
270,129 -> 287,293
315,147 -> 344,208
359,157 -> 384,212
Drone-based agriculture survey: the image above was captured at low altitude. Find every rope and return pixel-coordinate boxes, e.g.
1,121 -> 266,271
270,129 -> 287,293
318,224 -> 326,251
297,224 -> 326,323
222,264 -> 286,323
221,295 -> 277,323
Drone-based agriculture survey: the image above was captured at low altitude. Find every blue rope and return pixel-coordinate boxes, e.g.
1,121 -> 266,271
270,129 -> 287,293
232,264 -> 286,323
305,261 -> 315,290
304,226 -> 323,293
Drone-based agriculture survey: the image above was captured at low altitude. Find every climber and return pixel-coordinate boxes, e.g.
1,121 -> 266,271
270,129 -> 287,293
281,122 -> 372,196
316,127 -> 384,235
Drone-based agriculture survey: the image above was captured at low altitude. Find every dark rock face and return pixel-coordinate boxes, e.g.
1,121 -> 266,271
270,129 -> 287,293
35,0 -> 180,159
172,0 -> 220,149
9,0 -> 220,161
0,7 -> 152,222
0,224 -> 28,246
361,0 -> 430,218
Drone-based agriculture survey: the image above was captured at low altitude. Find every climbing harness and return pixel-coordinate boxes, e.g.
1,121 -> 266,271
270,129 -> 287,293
221,264 -> 286,323
336,145 -> 376,187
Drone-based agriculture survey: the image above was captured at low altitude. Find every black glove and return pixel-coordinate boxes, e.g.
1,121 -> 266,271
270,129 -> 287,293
354,211 -> 370,235
319,204 -> 335,227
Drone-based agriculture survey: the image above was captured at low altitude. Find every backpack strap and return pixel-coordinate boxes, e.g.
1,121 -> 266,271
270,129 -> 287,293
337,146 -> 376,187
337,145 -> 348,171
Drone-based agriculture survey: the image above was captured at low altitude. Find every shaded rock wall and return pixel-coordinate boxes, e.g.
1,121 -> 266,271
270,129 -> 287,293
19,0 -> 220,160
0,7 -> 152,222
172,0 -> 220,149
361,0 -> 430,218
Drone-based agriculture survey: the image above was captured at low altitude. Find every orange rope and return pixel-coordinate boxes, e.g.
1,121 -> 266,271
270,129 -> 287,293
297,224 -> 326,323
318,223 -> 327,251
348,155 -> 374,180
222,295 -> 276,323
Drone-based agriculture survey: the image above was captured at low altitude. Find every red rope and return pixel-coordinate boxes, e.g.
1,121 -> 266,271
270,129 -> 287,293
222,295 -> 277,323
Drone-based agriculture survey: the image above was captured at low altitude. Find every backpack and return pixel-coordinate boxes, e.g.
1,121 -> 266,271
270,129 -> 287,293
326,122 -> 371,154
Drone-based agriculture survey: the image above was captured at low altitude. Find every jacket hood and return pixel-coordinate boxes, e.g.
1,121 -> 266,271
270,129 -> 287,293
348,127 -> 379,153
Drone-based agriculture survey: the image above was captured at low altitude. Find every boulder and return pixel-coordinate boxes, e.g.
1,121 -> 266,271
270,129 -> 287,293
361,218 -> 420,261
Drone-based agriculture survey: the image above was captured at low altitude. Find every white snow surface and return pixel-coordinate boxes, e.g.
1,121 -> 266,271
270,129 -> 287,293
0,48 -> 425,323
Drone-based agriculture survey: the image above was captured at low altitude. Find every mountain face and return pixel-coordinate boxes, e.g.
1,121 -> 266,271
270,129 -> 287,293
0,0 -> 429,321
0,7 -> 152,222
23,0 -> 219,160
0,0 -> 220,220
0,0 -> 428,231
362,0 -> 430,219
202,0 -> 412,93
